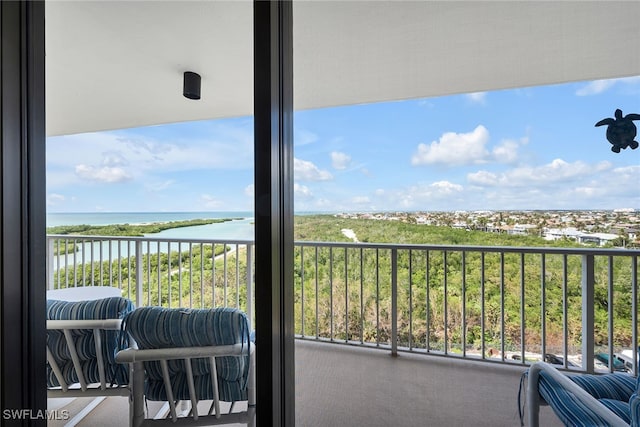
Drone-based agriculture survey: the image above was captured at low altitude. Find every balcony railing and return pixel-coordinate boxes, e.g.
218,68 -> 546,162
47,234 -> 639,375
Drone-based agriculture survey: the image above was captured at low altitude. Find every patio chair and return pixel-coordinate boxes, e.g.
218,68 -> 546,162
116,306 -> 256,427
47,296 -> 135,421
524,361 -> 639,427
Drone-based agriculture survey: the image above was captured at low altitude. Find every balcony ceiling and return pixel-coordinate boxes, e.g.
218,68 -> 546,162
45,1 -> 640,137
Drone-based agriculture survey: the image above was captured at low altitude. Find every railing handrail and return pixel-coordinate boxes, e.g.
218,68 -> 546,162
47,234 -> 254,246
47,234 -> 640,256
296,240 -> 640,256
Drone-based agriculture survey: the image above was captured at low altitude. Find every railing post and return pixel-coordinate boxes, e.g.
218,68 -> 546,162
135,240 -> 143,307
391,248 -> 398,356
47,237 -> 54,290
582,254 -> 595,373
246,244 -> 253,330
632,255 -> 638,377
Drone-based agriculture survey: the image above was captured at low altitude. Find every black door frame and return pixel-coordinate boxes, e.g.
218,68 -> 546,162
0,1 -> 47,425
254,1 -> 296,426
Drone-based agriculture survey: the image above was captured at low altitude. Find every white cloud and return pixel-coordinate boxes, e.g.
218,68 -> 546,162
467,171 -> 498,185
295,129 -> 319,146
330,151 -> 351,170
491,137 -> 527,164
467,159 -> 613,188
465,92 -> 487,104
46,123 -> 257,206
294,183 -> 313,199
244,184 -> 254,197
386,180 -> 464,209
429,181 -> 464,194
612,164 -> 640,176
48,124 -> 254,174
75,164 -> 132,183
411,125 -> 490,166
576,80 -> 616,96
575,76 -> 640,96
101,151 -> 129,167
508,159 -> 611,184
294,158 -> 333,181
47,193 -> 65,206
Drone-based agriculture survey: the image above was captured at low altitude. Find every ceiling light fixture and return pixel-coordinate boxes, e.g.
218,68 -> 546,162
183,71 -> 201,100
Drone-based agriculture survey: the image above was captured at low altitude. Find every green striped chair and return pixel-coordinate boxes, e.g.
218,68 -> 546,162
117,306 -> 255,427
526,361 -> 639,427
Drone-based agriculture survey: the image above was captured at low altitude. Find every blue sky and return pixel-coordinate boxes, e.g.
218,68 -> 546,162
46,76 -> 640,213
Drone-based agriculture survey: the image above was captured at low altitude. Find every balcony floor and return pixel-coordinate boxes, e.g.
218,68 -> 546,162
48,340 -> 562,426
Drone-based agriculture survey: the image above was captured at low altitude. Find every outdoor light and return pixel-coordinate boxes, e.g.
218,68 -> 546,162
183,71 -> 201,100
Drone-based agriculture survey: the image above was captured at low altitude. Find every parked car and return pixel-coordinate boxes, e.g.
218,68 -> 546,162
544,353 -> 577,367
617,349 -> 639,371
594,352 -> 630,372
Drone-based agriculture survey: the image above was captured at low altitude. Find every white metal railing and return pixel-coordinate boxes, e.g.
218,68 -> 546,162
46,234 -> 639,374
47,235 -> 254,328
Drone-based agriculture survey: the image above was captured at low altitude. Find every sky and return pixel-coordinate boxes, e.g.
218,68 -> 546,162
46,76 -> 640,213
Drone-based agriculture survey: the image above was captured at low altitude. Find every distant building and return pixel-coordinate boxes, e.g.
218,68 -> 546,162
543,228 -> 581,241
508,224 -> 537,235
578,233 -> 618,247
544,228 -> 618,246
415,216 -> 427,225
610,226 -> 638,241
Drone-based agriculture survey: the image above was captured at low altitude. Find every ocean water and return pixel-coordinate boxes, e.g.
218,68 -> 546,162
47,211 -> 252,226
47,212 -> 255,240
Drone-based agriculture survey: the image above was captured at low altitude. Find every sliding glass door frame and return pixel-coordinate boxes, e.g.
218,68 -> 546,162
0,1 -> 295,425
253,1 -> 296,426
0,1 -> 47,424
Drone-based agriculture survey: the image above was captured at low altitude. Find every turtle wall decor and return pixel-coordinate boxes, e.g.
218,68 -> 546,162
595,109 -> 640,153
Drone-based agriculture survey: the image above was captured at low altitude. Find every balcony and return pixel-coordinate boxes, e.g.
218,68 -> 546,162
46,234 -> 638,426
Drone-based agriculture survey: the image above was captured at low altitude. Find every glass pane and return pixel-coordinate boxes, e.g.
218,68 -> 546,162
293,2 -> 639,426
45,2 -> 256,423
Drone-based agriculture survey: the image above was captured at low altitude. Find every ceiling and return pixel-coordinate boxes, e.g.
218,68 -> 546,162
45,1 -> 640,137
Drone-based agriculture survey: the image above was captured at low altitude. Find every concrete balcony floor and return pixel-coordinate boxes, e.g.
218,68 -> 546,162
48,340 -> 563,426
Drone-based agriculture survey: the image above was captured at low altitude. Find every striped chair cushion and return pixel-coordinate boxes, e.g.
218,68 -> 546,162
122,307 -> 252,402
538,370 -> 637,426
46,296 -> 135,387
630,392 -> 639,426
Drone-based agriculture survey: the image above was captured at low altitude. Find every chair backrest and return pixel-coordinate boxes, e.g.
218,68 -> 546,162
122,306 -> 252,402
46,296 -> 135,392
632,367 -> 640,425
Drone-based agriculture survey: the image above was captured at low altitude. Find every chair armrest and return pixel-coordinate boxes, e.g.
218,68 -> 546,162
115,342 -> 254,363
47,319 -> 123,330
116,342 -> 256,424
527,362 -> 629,427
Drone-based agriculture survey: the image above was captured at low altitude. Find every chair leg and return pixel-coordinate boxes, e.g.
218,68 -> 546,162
527,364 -> 542,427
131,362 -> 146,427
247,348 -> 256,427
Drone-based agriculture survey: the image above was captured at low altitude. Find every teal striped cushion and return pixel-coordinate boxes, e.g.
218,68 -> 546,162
630,393 -> 639,426
123,307 -> 252,402
46,296 -> 135,387
538,371 -> 636,426
570,373 -> 636,401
